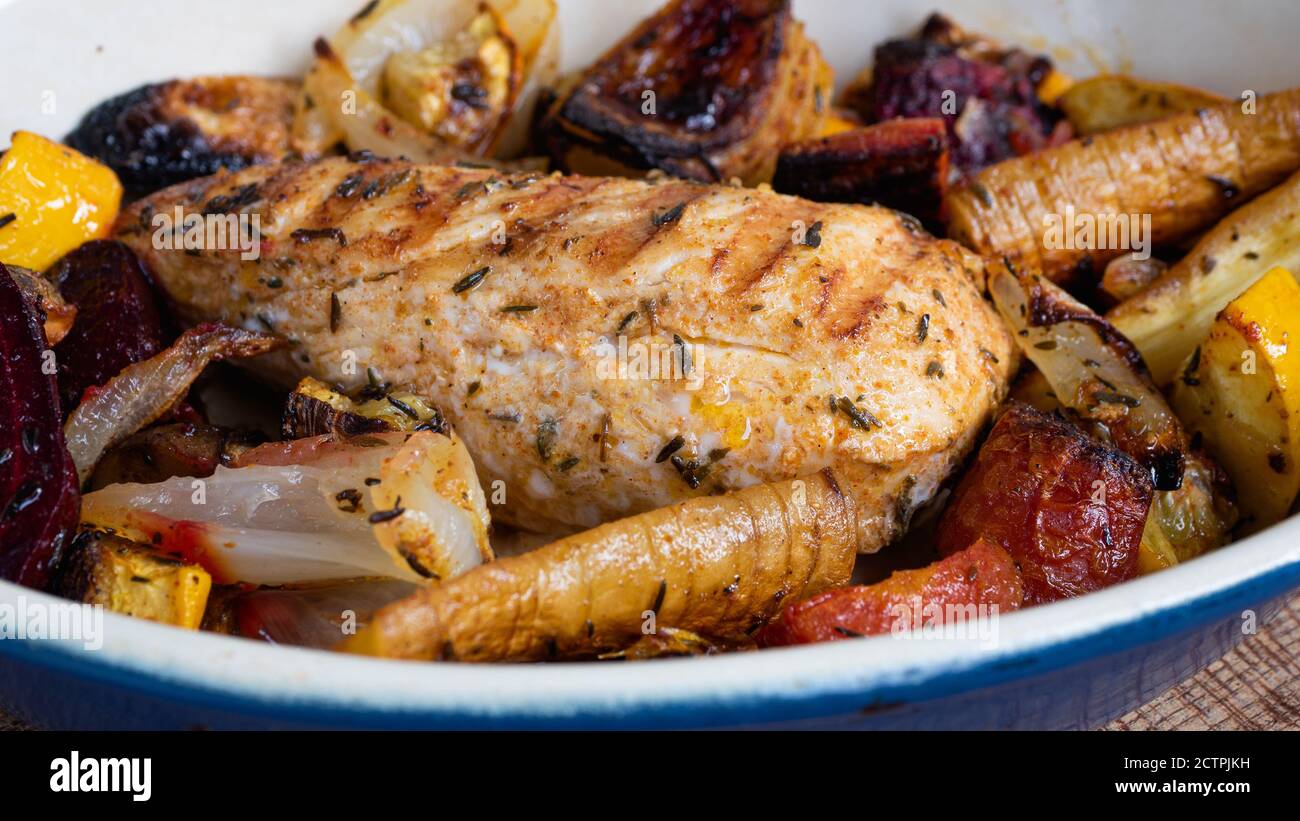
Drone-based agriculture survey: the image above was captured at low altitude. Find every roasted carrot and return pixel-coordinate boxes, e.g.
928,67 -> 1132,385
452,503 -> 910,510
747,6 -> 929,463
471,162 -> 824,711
944,88 -> 1300,284
757,538 -> 1023,647
342,470 -> 856,661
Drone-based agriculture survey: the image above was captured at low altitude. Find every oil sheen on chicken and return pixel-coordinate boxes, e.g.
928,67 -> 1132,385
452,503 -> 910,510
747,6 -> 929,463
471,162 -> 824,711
115,156 -> 1016,551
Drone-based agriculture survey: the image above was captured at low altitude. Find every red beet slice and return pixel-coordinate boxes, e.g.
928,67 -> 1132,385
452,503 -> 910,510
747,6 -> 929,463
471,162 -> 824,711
51,240 -> 166,416
0,264 -> 81,588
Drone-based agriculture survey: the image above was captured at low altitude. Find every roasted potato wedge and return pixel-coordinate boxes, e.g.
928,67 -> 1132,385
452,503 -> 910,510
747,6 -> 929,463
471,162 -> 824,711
1171,268 -> 1300,532
1058,74 -> 1227,136
537,0 -> 831,185
50,530 -> 212,630
936,402 -> 1152,604
1108,169 -> 1300,386
772,118 -> 949,222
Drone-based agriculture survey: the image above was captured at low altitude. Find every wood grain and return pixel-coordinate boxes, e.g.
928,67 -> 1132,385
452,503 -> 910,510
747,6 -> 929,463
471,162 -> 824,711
2,595 -> 1298,730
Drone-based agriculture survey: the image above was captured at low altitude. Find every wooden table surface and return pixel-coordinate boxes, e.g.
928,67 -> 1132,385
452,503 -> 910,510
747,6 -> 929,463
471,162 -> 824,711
3,594 -> 1298,731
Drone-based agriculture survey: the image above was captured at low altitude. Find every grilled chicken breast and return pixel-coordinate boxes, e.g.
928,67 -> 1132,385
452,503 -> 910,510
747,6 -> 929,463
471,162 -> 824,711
116,156 -> 1015,551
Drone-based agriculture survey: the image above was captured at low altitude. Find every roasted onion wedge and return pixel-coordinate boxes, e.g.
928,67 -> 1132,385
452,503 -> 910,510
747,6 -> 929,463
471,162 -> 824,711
295,0 -> 556,159
537,0 -> 831,185
81,430 -> 492,586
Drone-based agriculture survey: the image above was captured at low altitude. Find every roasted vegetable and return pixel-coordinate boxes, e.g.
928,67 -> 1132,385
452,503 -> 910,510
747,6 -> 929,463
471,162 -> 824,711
771,118 -> 949,222
0,265 -> 81,588
50,240 -> 168,415
945,88 -> 1300,284
842,12 -> 1069,179
537,0 -> 830,185
344,470 -> 855,661
937,403 -> 1152,604
66,76 -> 298,199
87,422 -> 263,491
0,131 -> 122,272
50,530 -> 211,630
281,376 -> 446,439
1099,253 -> 1167,304
200,578 -> 418,647
7,265 -> 76,345
757,538 -> 1022,645
63,324 -> 281,483
1171,268 -> 1300,533
1107,170 -> 1300,386
295,0 -> 556,160
1058,74 -> 1226,136
81,430 -> 490,585
989,264 -> 1237,562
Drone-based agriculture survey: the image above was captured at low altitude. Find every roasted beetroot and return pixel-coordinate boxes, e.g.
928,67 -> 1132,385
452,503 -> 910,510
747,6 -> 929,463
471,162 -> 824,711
0,265 -> 81,588
847,13 -> 1067,179
50,240 -> 167,415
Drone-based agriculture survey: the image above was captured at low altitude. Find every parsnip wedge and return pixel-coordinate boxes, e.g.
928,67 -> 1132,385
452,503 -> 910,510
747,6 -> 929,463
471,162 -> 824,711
1058,74 -> 1226,136
1108,169 -> 1300,386
1170,267 -> 1300,532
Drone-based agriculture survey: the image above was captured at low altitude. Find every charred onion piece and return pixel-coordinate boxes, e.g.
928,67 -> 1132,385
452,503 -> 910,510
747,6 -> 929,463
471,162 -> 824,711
537,0 -> 830,185
87,422 -> 263,491
65,76 -> 298,199
0,265 -> 80,588
63,323 -> 283,484
990,263 -> 1187,490
772,118 -> 949,223
281,376 -> 447,439
937,403 -> 1153,604
50,240 -> 167,415
7,265 -> 76,346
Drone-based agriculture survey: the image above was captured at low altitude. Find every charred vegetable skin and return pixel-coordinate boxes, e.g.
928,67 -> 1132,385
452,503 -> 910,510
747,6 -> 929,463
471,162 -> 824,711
88,423 -> 262,491
937,403 -> 1153,604
846,13 -> 1066,178
65,76 -> 297,199
0,266 -> 80,588
757,538 -> 1022,646
537,0 -> 829,184
50,530 -> 211,629
50,241 -> 167,415
772,118 -> 949,223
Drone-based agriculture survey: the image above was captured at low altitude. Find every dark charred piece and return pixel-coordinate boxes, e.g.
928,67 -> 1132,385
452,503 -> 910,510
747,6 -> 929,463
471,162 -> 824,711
536,0 -> 830,185
6,265 -> 76,345
772,118 -> 949,223
87,422 -> 265,491
0,265 -> 81,589
844,13 -> 1067,180
282,377 -> 449,440
50,240 -> 168,416
65,76 -> 298,199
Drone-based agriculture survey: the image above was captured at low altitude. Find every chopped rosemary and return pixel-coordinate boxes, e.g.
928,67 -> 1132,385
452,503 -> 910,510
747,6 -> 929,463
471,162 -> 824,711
836,396 -> 882,430
557,456 -> 580,472
488,410 -> 522,423
367,496 -> 405,524
501,304 -> 538,313
536,418 -> 559,461
334,488 -> 362,513
467,381 -> 481,397
290,227 -> 347,246
917,313 -> 930,343
0,213 -> 17,230
387,396 -> 419,420
655,435 -> 686,463
616,310 -> 638,334
329,292 -> 342,333
652,201 -> 687,227
452,266 -> 491,294
926,361 -> 944,378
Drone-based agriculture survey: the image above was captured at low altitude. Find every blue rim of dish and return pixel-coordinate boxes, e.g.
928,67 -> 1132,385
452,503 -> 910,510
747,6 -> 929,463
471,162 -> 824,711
3,551 -> 1298,729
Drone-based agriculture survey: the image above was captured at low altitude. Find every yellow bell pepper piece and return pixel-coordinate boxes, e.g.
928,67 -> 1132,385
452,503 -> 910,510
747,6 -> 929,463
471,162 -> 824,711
0,131 -> 123,272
